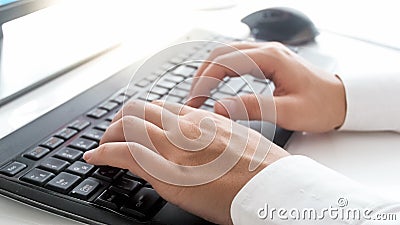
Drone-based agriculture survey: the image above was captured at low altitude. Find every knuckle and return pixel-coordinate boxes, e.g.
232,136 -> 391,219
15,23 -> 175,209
173,118 -> 201,139
114,117 -> 125,129
210,46 -> 227,57
212,55 -> 224,64
120,116 -> 138,134
96,143 -> 110,158
121,115 -> 136,125
124,99 -> 141,112
266,46 -> 282,56
145,123 -> 158,136
269,41 -> 286,49
263,42 -> 283,51
263,42 -> 291,57
212,55 -> 231,69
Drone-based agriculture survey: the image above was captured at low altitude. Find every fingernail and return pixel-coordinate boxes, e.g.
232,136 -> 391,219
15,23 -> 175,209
83,150 -> 94,161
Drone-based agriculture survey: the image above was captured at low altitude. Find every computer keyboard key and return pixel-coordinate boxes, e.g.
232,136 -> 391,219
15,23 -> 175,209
156,80 -> 176,90
99,102 -> 118,111
54,147 -> 83,162
179,98 -> 188,105
185,61 -> 202,69
23,146 -> 50,160
21,168 -> 54,186
204,98 -> 216,107
122,88 -> 139,97
238,90 -> 252,96
93,167 -> 122,182
241,82 -> 266,94
163,74 -> 185,83
146,74 -> 159,82
160,95 -> 181,103
217,85 -> 236,95
95,121 -> 111,131
169,88 -> 188,98
95,189 -> 128,210
160,62 -> 176,71
82,129 -> 104,142
121,187 -> 161,218
223,78 -> 246,93
69,138 -> 98,151
253,78 -> 270,84
222,76 -> 230,83
175,82 -> 191,91
70,178 -> 100,200
261,83 -> 274,95
199,105 -> 213,112
139,93 -> 160,102
135,79 -> 150,88
55,128 -> 78,140
0,161 -> 26,176
40,137 -> 64,150
68,120 -> 91,131
87,108 -> 108,119
66,161 -> 94,177
149,86 -> 169,96
111,95 -> 129,104
172,66 -> 196,78
125,171 -> 144,182
211,92 -> 232,100
110,176 -> 141,194
45,172 -> 81,194
40,157 -> 70,173
105,113 -> 117,122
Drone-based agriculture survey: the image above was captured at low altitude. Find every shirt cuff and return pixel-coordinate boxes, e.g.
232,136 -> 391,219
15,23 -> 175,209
230,155 -> 396,225
338,72 -> 400,132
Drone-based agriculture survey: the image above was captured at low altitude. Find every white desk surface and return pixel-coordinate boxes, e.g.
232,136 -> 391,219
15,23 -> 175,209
1,0 -> 400,224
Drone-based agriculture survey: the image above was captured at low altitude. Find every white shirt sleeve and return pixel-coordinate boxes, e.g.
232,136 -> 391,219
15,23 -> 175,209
230,72 -> 400,224
231,155 -> 400,225
338,72 -> 400,132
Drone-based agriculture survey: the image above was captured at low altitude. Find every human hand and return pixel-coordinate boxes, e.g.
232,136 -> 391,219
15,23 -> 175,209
187,42 -> 346,132
83,99 -> 289,224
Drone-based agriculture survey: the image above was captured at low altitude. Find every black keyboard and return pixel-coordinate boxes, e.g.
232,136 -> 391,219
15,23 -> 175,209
0,32 -> 292,224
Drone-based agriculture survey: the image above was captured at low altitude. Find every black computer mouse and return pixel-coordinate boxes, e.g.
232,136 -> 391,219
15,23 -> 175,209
241,7 -> 319,45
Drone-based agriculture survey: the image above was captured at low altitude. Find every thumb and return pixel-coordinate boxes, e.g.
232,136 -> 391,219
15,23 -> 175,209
214,94 -> 277,123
